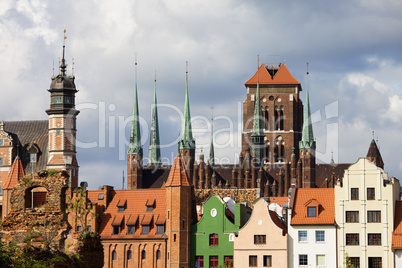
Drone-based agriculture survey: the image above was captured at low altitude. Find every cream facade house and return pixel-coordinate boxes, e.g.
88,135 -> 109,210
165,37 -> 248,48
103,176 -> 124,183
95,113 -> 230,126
234,198 -> 288,268
335,157 -> 400,268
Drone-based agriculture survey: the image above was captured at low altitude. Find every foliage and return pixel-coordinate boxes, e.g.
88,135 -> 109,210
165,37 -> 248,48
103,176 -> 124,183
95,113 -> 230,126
343,253 -> 356,268
67,187 -> 98,232
22,176 -> 31,185
47,169 -> 58,176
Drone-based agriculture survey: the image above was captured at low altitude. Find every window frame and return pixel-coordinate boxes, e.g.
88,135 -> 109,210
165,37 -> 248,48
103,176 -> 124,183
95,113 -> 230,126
367,187 -> 375,200
210,255 -> 219,268
263,255 -> 272,267
156,224 -> 164,234
298,230 -> 308,242
368,233 -> 381,246
127,225 -> 135,235
141,225 -> 149,234
346,233 -> 359,245
349,257 -> 360,268
195,256 -> 204,268
315,230 -> 325,242
345,211 -> 359,223
254,234 -> 266,244
224,255 -> 233,268
209,233 -> 219,246
299,254 -> 308,266
249,255 -> 257,267
307,206 -> 317,217
351,188 -> 359,200
316,254 -> 325,266
367,210 -> 381,223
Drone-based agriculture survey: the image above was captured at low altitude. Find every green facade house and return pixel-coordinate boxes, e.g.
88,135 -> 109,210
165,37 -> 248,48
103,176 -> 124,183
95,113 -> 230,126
190,195 -> 246,268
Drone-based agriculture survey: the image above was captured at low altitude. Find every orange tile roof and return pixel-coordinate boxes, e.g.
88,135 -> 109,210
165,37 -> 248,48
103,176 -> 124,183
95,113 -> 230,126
87,190 -> 103,203
3,157 -> 25,190
98,188 -> 166,239
245,63 -> 300,86
291,188 -> 335,225
392,201 -> 402,250
269,197 -> 289,207
165,154 -> 191,187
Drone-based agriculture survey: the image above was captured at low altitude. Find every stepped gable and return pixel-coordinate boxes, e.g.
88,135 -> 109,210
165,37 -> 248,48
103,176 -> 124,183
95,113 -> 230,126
98,188 -> 166,239
291,188 -> 335,225
165,154 -> 191,187
392,201 -> 402,251
4,120 -> 49,173
3,156 -> 25,190
245,63 -> 300,85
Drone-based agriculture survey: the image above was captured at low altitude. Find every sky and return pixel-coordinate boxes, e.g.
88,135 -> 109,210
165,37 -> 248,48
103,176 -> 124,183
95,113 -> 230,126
1,0 -> 402,189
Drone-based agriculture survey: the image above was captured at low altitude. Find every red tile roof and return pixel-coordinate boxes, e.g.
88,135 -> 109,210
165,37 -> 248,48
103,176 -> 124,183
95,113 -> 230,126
165,154 -> 191,187
392,201 -> 402,250
291,188 -> 335,225
3,157 -> 25,190
269,197 -> 288,207
98,188 -> 166,239
245,63 -> 300,86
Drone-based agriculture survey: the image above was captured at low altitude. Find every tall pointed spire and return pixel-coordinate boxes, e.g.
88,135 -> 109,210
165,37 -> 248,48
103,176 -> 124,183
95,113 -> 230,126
179,61 -> 195,150
299,63 -> 316,149
251,66 -> 264,164
148,72 -> 161,164
209,113 -> 215,166
128,59 -> 143,155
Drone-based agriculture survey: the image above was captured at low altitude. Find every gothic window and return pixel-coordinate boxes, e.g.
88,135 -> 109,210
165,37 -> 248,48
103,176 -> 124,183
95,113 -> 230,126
112,250 -> 117,260
265,142 -> 270,162
264,107 -> 269,131
127,250 -> 132,260
157,250 -> 161,259
274,142 -> 279,162
279,106 -> 284,130
30,153 -> 37,163
280,142 -> 285,162
141,250 -> 146,259
274,106 -> 279,130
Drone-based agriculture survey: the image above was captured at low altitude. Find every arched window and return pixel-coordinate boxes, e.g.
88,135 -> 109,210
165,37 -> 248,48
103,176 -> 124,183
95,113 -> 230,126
157,250 -> 161,259
142,250 -> 146,260
265,142 -> 270,163
280,106 -> 284,130
274,142 -> 279,162
264,107 -> 269,131
209,233 -> 219,246
281,142 -> 285,162
112,250 -> 117,260
274,106 -> 279,130
127,250 -> 132,260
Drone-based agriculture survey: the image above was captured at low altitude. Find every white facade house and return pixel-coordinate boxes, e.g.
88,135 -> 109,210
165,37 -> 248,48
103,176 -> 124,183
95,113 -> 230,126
288,188 -> 337,268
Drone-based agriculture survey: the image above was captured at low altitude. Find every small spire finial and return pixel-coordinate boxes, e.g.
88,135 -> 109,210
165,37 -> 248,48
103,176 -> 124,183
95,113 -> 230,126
52,60 -> 54,76
306,62 -> 309,75
372,130 -> 375,140
257,54 -> 260,69
60,29 -> 67,76
72,58 -> 75,76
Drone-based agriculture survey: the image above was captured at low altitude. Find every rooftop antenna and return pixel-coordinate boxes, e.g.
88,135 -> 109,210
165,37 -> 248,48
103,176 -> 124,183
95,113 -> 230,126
72,58 -> 75,76
52,60 -> 54,76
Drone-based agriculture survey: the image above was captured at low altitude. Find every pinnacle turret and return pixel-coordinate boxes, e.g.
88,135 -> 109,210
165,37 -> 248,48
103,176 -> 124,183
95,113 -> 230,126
251,79 -> 264,164
299,67 -> 315,150
148,75 -> 161,164
128,61 -> 143,155
209,117 -> 215,166
179,62 -> 195,150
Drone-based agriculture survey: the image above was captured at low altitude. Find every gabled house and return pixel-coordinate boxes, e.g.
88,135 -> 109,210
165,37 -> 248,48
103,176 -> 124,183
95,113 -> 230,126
190,195 -> 246,268
234,198 -> 287,267
288,188 -> 336,268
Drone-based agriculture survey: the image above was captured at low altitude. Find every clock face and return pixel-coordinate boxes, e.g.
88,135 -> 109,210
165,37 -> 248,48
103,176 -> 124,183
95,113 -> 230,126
211,208 -> 217,217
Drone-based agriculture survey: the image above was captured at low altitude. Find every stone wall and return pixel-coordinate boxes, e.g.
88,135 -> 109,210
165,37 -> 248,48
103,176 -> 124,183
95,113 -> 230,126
195,188 -> 258,208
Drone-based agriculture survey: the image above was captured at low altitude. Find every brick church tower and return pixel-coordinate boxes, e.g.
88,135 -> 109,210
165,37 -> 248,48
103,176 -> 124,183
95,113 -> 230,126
166,153 -> 192,268
243,63 -> 303,164
46,36 -> 79,189
127,60 -> 143,189
179,64 -> 195,180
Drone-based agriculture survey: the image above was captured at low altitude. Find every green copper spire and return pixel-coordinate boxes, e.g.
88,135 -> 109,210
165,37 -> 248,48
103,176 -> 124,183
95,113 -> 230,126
209,116 -> 215,166
251,77 -> 264,164
179,62 -> 195,150
148,72 -> 161,164
299,64 -> 316,149
128,60 -> 143,155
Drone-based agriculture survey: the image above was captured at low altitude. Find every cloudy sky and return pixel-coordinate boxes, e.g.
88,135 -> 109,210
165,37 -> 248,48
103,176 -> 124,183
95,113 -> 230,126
1,0 -> 402,189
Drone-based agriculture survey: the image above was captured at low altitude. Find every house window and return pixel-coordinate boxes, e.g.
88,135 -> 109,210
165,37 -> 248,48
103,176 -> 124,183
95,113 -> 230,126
76,226 -> 82,232
210,256 -> 219,268
224,256 -> 233,268
30,153 -> 37,163
156,250 -> 161,259
368,257 -> 382,268
117,206 -> 124,212
127,250 -> 132,260
0,139 -> 4,146
146,205 -> 153,212
141,250 -> 146,259
87,226 -> 91,232
316,255 -> 325,266
316,231 -> 325,242
307,207 -> 316,217
249,255 -> 257,267
349,257 -> 360,268
0,157 -> 4,166
351,188 -> 359,200
367,188 -> 375,200
142,225 -> 149,234
156,225 -> 164,234
113,225 -> 120,235
65,96 -> 72,104
112,250 -> 117,260
127,225 -> 135,234
254,235 -> 266,244
195,256 -> 204,268
298,231 -> 307,242
346,233 -> 359,245
346,211 -> 359,222
263,255 -> 272,267
55,96 -> 63,103
368,211 -> 381,223
98,193 -> 104,200
299,254 -> 308,266
56,130 -> 61,136
368,233 -> 381,245
209,233 -> 218,246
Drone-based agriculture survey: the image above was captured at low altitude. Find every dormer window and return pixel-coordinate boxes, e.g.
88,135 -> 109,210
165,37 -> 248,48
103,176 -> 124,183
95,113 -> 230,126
116,199 -> 127,213
146,199 -> 155,212
30,153 -> 37,163
307,207 -> 317,217
126,215 -> 138,235
111,215 -> 124,235
141,214 -> 153,234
